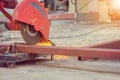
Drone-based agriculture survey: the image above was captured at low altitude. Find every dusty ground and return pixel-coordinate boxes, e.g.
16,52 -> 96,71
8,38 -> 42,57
0,20 -> 120,80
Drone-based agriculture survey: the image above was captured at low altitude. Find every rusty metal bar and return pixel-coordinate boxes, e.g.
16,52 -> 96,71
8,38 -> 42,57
48,13 -> 75,20
0,43 -> 11,47
86,39 -> 120,49
15,44 -> 120,59
0,42 -> 120,59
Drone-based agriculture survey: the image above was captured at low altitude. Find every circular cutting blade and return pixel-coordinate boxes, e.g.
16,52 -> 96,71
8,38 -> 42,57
20,23 -> 42,45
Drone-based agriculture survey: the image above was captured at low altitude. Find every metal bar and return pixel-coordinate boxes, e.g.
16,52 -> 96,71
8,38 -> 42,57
15,44 -> 120,59
86,39 -> 120,49
0,43 -> 11,48
48,13 -> 75,20
0,42 -> 120,59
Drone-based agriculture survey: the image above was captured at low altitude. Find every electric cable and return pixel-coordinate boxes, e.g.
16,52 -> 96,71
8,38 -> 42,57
50,25 -> 108,39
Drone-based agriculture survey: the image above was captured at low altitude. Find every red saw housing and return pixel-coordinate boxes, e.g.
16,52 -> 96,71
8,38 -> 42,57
13,0 -> 50,41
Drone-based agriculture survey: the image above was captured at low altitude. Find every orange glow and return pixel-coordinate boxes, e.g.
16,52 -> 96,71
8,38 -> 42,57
36,41 -> 70,60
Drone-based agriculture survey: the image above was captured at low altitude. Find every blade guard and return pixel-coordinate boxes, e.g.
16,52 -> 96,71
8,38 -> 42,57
13,0 -> 50,41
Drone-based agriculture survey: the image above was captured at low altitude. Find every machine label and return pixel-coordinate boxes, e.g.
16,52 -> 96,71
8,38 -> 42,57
30,2 -> 46,18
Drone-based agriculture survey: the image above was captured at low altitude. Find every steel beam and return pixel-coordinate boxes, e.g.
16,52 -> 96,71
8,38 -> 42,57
0,41 -> 120,60
15,44 -> 120,59
87,39 -> 120,49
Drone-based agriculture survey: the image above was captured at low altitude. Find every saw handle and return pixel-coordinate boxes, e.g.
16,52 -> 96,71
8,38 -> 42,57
0,0 -> 18,21
1,0 -> 18,9
0,1 -> 12,21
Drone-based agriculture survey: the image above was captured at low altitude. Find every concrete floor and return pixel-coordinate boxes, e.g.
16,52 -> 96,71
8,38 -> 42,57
0,63 -> 120,80
0,20 -> 120,80
50,20 -> 120,47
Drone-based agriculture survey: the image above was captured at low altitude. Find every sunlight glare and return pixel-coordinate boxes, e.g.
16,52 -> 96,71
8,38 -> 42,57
112,0 -> 120,8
